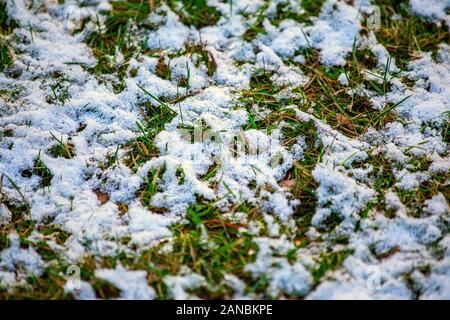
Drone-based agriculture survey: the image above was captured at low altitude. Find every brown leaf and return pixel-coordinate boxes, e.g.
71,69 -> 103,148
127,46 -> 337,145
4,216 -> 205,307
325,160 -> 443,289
336,113 -> 355,130
279,179 -> 296,188
95,190 -> 109,205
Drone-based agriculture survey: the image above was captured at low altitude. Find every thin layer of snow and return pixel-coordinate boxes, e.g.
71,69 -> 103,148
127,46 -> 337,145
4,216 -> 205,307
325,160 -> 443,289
0,0 -> 449,300
95,264 -> 156,300
0,233 -> 45,286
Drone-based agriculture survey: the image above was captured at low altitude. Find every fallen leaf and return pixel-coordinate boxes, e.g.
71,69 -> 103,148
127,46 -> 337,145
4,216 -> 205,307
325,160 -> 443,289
95,190 -> 109,205
279,179 -> 296,188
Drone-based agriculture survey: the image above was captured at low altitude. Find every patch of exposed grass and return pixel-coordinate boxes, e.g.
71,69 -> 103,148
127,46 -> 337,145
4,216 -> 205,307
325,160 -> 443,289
245,70 -> 281,112
45,76 -> 71,105
237,69 -> 323,236
239,69 -> 302,131
0,39 -> 13,72
86,0 -> 158,92
98,145 -> 120,170
155,56 -> 172,80
0,2 -> 17,35
0,128 -> 13,139
0,268 -> 69,299
0,86 -> 23,103
373,0 -> 450,70
49,133 -> 75,159
311,248 -> 353,283
241,46 -> 397,139
242,3 -> 269,42
0,201 -> 32,251
397,174 -> 449,218
270,0 -> 326,26
123,140 -> 159,172
33,152 -> 53,188
243,0 -> 325,41
37,225 -> 70,246
360,153 -> 449,218
290,47 -> 398,138
168,0 -> 221,29
5,201 -> 260,300
183,42 -> 217,76
96,201 -> 260,299
138,163 -> 166,211
281,117 -> 322,224
124,89 -> 176,171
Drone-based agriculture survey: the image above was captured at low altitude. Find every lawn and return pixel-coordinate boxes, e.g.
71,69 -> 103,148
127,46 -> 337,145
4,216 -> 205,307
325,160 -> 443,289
0,0 -> 449,300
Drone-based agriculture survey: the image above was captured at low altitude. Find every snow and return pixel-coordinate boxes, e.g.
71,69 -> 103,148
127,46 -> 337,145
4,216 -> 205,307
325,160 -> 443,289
95,264 -> 156,300
245,237 -> 313,297
305,0 -> 363,66
409,0 -> 450,26
0,0 -> 449,300
0,233 -> 45,285
423,193 -> 450,216
164,267 -> 206,300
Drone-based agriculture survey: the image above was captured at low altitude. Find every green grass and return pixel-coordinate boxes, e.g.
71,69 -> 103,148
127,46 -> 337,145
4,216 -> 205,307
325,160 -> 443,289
356,153 -> 449,218
240,46 -> 398,139
153,42 -> 217,86
2,0 -> 449,300
0,40 -> 13,72
155,56 -> 172,80
85,0 -> 220,91
373,0 -> 450,70
0,201 -> 261,299
90,201 -> 265,299
124,87 -> 176,172
183,42 -> 217,76
242,0 -> 325,41
0,202 -> 31,251
139,163 -> 166,211
281,118 -> 322,218
271,0 -> 326,26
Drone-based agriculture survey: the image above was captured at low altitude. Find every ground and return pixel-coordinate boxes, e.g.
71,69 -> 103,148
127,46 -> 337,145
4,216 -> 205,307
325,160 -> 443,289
0,0 -> 449,300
